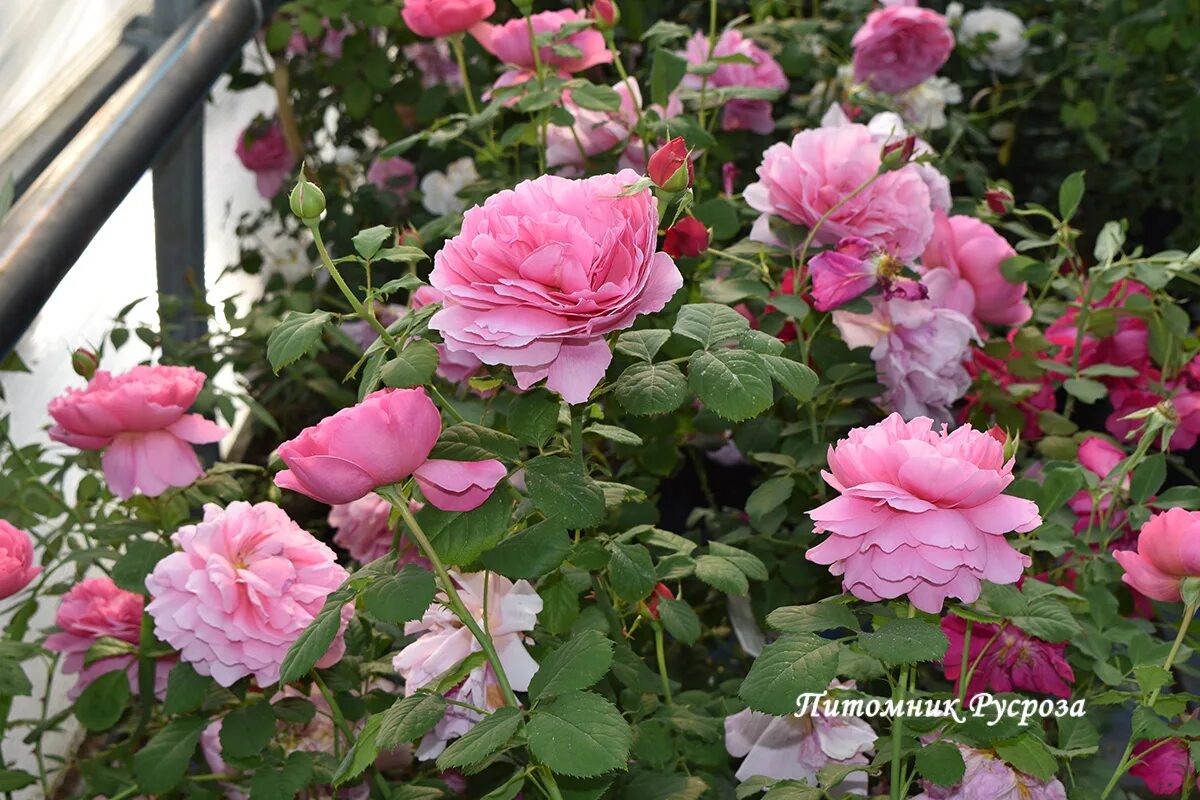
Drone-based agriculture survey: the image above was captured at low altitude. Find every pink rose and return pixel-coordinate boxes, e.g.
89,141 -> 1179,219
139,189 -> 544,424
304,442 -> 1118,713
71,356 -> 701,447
235,117 -> 296,198
275,388 -> 506,510
48,365 -> 228,500
410,286 -> 485,385
472,9 -> 611,74
545,81 -> 681,175
806,414 -> 1041,612
919,212 -> 1030,328
1113,508 -> 1200,603
1130,739 -> 1193,797
745,124 -> 935,262
402,0 -> 495,39
45,577 -> 171,699
367,155 -> 418,198
145,501 -> 352,687
1107,383 -> 1200,450
914,744 -> 1067,800
681,30 -> 789,134
1046,281 -> 1149,374
429,170 -> 683,403
0,521 -> 39,599
851,6 -> 954,94
941,616 -> 1074,699
328,493 -> 429,567
1068,436 -> 1127,519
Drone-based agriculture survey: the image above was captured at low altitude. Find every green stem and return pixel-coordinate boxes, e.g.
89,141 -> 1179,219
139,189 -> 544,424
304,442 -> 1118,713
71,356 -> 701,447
890,603 -> 917,800
449,35 -> 480,117
540,767 -> 567,800
570,405 -> 585,463
956,619 -> 973,707
653,622 -> 673,703
308,222 -> 399,351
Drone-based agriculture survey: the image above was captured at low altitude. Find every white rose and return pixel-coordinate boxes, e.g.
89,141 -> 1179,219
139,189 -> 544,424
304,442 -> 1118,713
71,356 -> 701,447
420,157 -> 479,216
960,7 -> 1028,76
897,76 -> 963,132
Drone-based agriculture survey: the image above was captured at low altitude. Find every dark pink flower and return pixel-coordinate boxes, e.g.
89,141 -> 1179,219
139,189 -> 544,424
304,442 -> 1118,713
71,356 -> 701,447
1130,739 -> 1193,797
663,217 -> 710,259
403,0 -> 494,39
852,6 -> 954,94
472,9 -> 611,74
367,155 -> 418,198
941,616 -> 1074,699
235,117 -> 296,198
0,521 -> 39,599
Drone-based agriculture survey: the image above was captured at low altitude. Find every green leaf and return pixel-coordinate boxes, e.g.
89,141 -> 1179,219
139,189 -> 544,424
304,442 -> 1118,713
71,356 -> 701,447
278,587 -> 353,685
608,543 -> 657,602
380,340 -> 439,388
1056,715 -> 1099,757
111,540 -> 173,594
858,618 -> 948,665
163,661 -> 211,715
377,693 -> 448,749
0,771 -> 36,792
739,634 -> 840,716
432,423 -> 521,462
480,520 -> 571,580
332,714 -> 383,786
689,349 -> 772,422
615,330 -> 671,363
528,630 -> 615,701
352,225 -> 394,260
0,659 -> 31,696
251,751 -> 316,800
915,741 -> 966,786
436,707 -> 523,771
362,564 -> 436,624
1011,597 -> 1079,643
508,391 -> 561,448
527,691 -> 632,778
657,599 -> 700,645
1063,377 -> 1106,404
220,701 -> 277,758
525,456 -> 606,528
709,541 -> 767,581
615,363 -> 689,416
625,771 -> 706,799
650,48 -> 689,108
673,304 -> 750,350
134,716 -> 208,794
570,81 -> 622,111
586,424 -> 643,447
267,311 -> 335,373
1130,454 -> 1167,504
1058,171 -> 1085,221
767,603 -> 858,634
762,355 -> 818,402
418,488 -> 515,566
995,735 -> 1057,781
374,245 -> 430,264
75,669 -> 131,731
694,555 -> 748,595
746,477 -> 793,527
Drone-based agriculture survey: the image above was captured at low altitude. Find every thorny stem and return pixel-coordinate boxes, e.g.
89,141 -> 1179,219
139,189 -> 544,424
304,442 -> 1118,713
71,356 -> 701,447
654,622 -> 673,703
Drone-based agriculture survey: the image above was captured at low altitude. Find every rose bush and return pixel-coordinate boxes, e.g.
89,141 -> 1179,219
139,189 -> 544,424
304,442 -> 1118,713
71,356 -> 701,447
3,1 -> 1200,799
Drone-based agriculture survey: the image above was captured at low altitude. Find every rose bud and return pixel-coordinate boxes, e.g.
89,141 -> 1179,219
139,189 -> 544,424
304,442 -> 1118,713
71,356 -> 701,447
645,583 -> 675,620
985,187 -> 1014,215
591,0 -> 619,28
289,174 -> 326,222
71,348 -> 99,381
880,135 -> 917,171
647,137 -> 693,192
663,217 -> 710,258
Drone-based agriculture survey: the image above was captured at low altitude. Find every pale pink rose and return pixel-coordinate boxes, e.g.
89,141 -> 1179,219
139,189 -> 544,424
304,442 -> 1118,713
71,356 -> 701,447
941,616 -> 1074,699
403,0 -> 494,39
366,155 -> 418,198
45,577 -> 171,699
235,117 -> 296,198
806,414 -> 1041,613
681,29 -> 789,134
545,81 -> 683,175
0,521 -> 39,598
410,287 -> 485,384
852,6 -> 954,94
1113,508 -> 1200,603
1130,739 -> 1193,797
48,365 -> 228,500
914,743 -> 1067,800
745,124 -> 935,262
429,170 -> 683,403
328,494 -> 429,567
394,572 -> 541,759
725,681 -> 876,791
145,501 -> 352,687
919,212 -> 1030,328
472,9 -> 611,73
403,41 -> 463,89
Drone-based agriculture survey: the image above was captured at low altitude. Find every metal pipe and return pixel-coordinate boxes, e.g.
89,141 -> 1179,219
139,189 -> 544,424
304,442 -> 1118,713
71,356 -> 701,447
0,0 -> 282,359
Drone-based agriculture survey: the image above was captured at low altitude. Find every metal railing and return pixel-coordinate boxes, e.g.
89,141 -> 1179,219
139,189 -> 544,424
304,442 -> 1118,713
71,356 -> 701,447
0,0 -> 284,358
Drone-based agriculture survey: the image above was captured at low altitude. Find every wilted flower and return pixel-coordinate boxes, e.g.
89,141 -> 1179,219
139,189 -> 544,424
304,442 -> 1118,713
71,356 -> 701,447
913,743 -> 1067,800
366,155 -> 418,198
941,616 -> 1074,699
402,41 -> 463,89
896,76 -> 962,132
421,157 -> 479,216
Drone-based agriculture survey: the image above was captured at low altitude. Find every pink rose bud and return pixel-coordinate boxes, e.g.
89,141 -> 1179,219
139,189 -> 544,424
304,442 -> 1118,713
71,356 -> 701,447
880,134 -> 917,170
645,583 -> 674,620
71,348 -> 99,381
647,137 -> 693,192
402,0 -> 496,39
0,521 -> 39,599
591,0 -> 619,28
1113,508 -> 1200,603
985,187 -> 1014,215
663,217 -> 710,259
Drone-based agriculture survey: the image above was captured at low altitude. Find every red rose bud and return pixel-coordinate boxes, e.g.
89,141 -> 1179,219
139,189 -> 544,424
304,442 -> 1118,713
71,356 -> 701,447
985,187 -> 1014,215
986,425 -> 1007,445
71,348 -> 99,381
880,135 -> 917,171
663,217 -> 710,258
647,137 -> 693,192
591,0 -> 619,28
646,583 -> 675,619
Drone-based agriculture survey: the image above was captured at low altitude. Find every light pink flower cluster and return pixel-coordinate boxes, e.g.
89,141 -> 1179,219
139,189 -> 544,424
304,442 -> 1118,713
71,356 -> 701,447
0,521 -> 39,599
851,6 -> 954,94
394,572 -> 541,759
913,743 -> 1067,800
145,501 -> 352,687
807,414 -> 1041,613
725,681 -> 876,790
275,388 -> 506,510
328,493 -> 429,567
473,9 -> 611,89
1113,508 -> 1200,603
48,365 -> 228,500
681,30 -> 789,135
429,171 -> 683,403
45,577 -> 171,699
919,212 -> 1031,329
235,117 -> 296,198
941,616 -> 1074,699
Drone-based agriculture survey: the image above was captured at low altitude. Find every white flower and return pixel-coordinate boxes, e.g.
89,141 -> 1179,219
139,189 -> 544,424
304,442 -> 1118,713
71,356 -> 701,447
420,157 -> 479,215
897,76 -> 963,132
960,7 -> 1028,76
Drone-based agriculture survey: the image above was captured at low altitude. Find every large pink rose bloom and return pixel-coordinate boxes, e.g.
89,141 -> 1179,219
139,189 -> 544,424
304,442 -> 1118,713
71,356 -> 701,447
1113,508 -> 1200,603
851,6 -> 954,94
45,577 -> 171,699
145,501 -> 352,687
0,521 -> 39,599
680,29 -> 789,135
806,414 -> 1041,613
941,616 -> 1074,699
235,117 -> 295,198
48,365 -> 228,500
472,9 -> 611,75
410,287 -> 485,385
402,0 -> 494,39
429,170 -> 683,403
745,124 -> 935,261
919,212 -> 1030,329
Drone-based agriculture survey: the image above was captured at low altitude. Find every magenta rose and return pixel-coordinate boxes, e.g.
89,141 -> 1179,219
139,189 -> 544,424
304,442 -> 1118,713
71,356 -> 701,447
746,124 -> 935,261
0,521 -> 39,599
428,170 -> 684,404
367,155 -> 418,198
852,6 -> 954,94
680,29 -> 789,135
472,9 -> 611,74
402,0 -> 495,39
235,117 -> 296,198
920,212 -> 1031,328
48,365 -> 227,500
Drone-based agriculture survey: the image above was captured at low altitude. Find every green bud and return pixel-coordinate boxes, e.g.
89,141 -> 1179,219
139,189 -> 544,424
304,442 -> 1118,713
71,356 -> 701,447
289,176 -> 326,222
